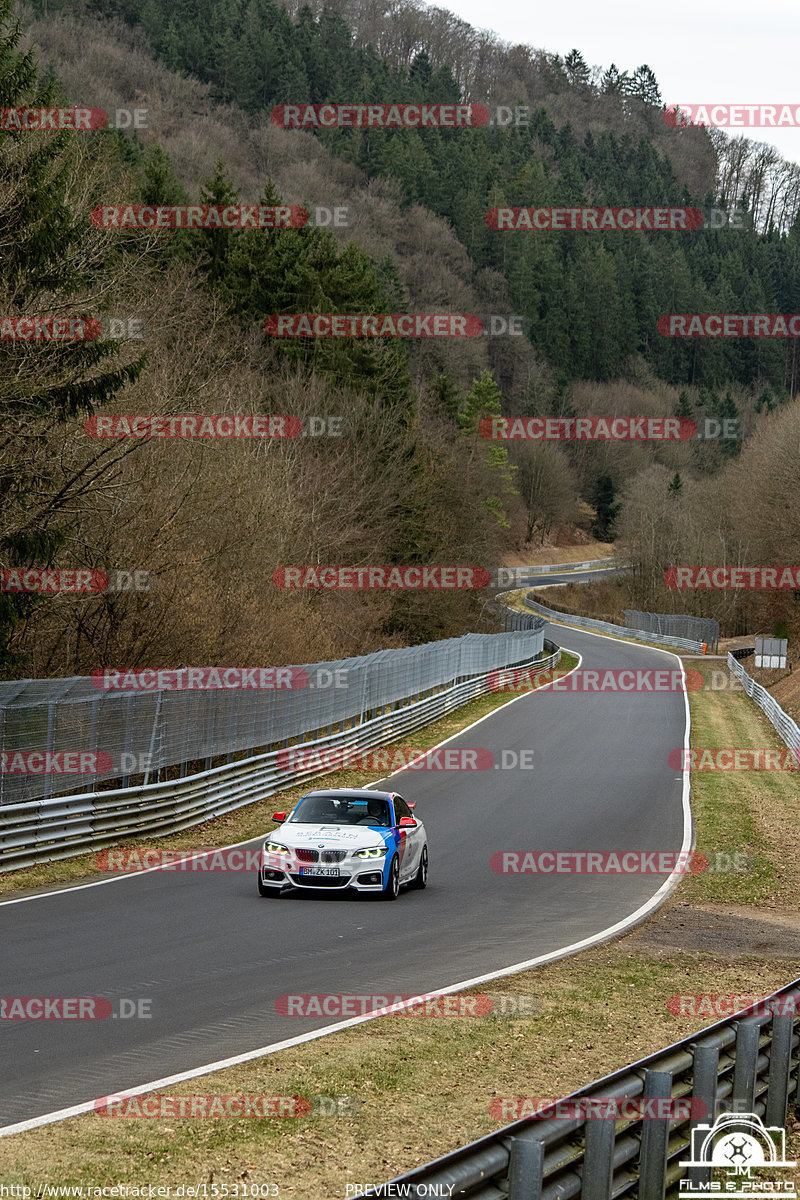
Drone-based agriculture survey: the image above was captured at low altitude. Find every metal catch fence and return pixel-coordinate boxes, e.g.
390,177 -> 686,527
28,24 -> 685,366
0,628 -> 558,871
625,612 -> 719,653
524,599 -> 706,653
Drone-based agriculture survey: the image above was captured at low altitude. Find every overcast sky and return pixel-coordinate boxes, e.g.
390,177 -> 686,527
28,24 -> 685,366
442,0 -> 800,166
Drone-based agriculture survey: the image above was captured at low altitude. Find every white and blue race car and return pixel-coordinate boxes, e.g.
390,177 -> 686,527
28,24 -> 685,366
258,788 -> 428,901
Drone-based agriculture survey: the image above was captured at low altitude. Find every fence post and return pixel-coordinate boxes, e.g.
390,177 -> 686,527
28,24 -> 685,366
582,1118 -> 616,1200
732,1019 -> 761,1114
689,1042 -> 721,1187
508,1135 -> 544,1200
765,1011 -> 795,1127
142,692 -> 163,787
43,680 -> 74,800
638,1070 -> 673,1200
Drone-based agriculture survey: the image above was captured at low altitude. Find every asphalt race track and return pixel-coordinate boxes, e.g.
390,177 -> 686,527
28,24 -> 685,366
0,622 -> 689,1131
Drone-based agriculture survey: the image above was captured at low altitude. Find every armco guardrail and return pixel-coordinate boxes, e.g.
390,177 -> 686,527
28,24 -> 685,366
728,652 -> 800,757
0,633 -> 559,872
525,598 -> 705,652
501,558 -> 623,577
370,982 -> 800,1199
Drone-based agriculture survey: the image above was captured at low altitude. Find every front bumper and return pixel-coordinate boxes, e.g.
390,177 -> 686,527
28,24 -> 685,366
260,854 -> 387,892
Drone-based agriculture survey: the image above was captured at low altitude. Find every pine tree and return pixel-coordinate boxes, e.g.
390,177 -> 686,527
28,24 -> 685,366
457,371 -> 517,526
629,65 -> 662,105
564,49 -> 591,90
675,390 -> 693,418
196,159 -> 240,284
590,475 -> 620,540
602,64 -> 630,96
0,0 -> 145,665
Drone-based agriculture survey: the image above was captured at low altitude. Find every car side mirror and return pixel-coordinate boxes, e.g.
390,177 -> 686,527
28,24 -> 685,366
398,816 -> 417,828
272,812 -> 287,822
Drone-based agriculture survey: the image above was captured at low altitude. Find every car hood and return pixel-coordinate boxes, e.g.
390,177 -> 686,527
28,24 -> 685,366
268,824 -> 391,851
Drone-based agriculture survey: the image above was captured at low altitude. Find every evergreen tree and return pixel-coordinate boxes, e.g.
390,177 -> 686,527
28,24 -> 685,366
629,65 -> 661,105
564,49 -> 591,90
0,0 -> 145,665
590,475 -> 620,540
457,371 -> 517,526
675,390 -> 693,418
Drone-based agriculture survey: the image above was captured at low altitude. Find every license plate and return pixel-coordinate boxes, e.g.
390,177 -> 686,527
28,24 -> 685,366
299,866 -> 340,877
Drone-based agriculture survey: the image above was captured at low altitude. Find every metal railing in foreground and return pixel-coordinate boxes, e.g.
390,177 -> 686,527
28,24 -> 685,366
0,632 -> 559,872
369,982 -> 800,1199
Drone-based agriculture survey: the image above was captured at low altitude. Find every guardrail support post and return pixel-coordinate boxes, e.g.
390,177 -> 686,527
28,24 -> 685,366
765,1012 -> 795,1127
689,1042 -> 720,1187
638,1070 -> 672,1200
582,1118 -> 615,1200
732,1020 -> 761,1114
508,1135 -> 544,1200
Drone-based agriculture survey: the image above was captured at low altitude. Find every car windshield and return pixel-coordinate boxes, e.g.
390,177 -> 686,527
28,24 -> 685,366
287,795 -> 392,827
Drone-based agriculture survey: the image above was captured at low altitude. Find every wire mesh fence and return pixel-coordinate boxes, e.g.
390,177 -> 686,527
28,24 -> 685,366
523,599 -> 705,652
0,624 -> 546,806
624,611 -> 719,653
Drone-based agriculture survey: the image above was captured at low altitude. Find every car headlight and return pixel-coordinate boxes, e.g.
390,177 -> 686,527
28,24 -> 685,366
265,841 -> 291,855
354,847 -> 387,859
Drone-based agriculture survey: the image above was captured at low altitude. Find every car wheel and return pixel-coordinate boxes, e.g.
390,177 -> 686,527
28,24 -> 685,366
408,845 -> 428,890
258,878 -> 281,897
379,854 -> 400,901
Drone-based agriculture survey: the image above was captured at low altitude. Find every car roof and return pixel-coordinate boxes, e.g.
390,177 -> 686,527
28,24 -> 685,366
303,788 -> 397,801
